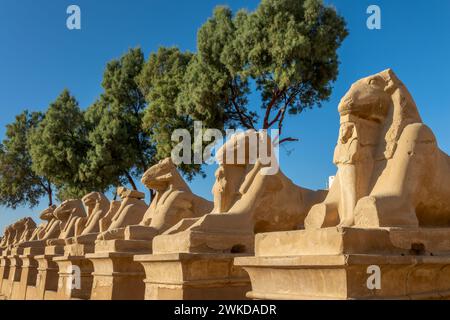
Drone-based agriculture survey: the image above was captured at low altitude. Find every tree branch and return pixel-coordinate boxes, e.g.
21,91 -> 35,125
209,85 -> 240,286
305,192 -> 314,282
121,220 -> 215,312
267,107 -> 285,128
124,171 -> 137,190
263,88 -> 285,129
229,80 -> 255,130
230,99 -> 254,130
279,137 -> 299,144
277,87 -> 301,136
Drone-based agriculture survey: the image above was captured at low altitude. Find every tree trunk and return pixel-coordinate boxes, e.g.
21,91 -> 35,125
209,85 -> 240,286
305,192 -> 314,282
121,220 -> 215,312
124,171 -> 138,190
47,183 -> 53,207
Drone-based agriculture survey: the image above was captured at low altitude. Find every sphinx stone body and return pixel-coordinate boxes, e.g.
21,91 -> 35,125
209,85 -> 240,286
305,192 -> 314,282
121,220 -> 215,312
236,69 -> 450,300
305,69 -> 450,229
45,200 -> 87,246
123,158 -> 213,241
87,163 -> 212,300
17,218 -> 37,245
0,226 -> 13,249
135,131 -> 326,300
96,188 -> 148,241
153,130 -> 326,254
99,200 -> 122,233
16,206 -> 60,248
61,192 -> 110,245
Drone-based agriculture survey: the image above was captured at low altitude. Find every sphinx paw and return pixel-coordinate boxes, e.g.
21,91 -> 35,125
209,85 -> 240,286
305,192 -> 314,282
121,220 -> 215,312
305,203 -> 339,229
354,196 -> 380,227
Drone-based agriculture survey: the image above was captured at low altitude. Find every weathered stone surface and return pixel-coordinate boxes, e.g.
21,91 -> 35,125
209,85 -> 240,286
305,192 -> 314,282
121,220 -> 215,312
34,253 -> 62,300
46,200 -> 87,246
12,247 -> 45,300
28,206 -> 58,242
236,227 -> 450,300
153,130 -> 326,255
87,249 -> 148,300
305,69 -> 450,229
236,70 -> 450,300
87,159 -> 214,300
1,68 -> 449,301
96,188 -> 148,240
136,131 -> 325,300
134,253 -> 251,300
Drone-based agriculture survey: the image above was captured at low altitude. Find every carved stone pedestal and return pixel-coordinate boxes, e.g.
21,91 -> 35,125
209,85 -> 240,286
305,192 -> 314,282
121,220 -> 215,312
0,251 -> 11,296
2,248 -> 24,299
134,253 -> 251,300
86,240 -> 151,300
235,227 -> 450,300
51,243 -> 95,300
10,247 -> 45,300
34,246 -> 64,300
53,255 -> 94,300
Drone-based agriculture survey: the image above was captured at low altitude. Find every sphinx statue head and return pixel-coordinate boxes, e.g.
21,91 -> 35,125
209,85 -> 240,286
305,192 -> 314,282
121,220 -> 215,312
15,217 -> 37,245
10,218 -> 27,245
78,192 -> 110,236
0,226 -> 13,248
47,199 -> 87,244
34,205 -> 60,241
40,205 -> 58,222
305,69 -> 450,229
337,68 -> 422,161
128,158 -> 214,237
141,158 -> 189,193
211,130 -> 279,214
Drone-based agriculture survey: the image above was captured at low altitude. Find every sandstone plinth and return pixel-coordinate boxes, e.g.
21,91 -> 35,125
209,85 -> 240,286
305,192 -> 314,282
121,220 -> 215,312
134,253 -> 251,300
236,227 -> 450,299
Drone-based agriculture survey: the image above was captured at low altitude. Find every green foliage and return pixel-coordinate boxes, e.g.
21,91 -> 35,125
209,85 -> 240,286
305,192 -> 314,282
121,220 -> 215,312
0,111 -> 53,208
178,6 -> 255,130
179,0 -> 348,142
138,47 -> 204,180
83,48 -> 155,190
0,0 -> 349,210
28,90 -> 92,200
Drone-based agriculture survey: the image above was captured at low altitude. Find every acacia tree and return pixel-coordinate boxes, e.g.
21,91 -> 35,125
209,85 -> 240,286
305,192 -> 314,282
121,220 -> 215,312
179,0 -> 348,143
0,111 -> 54,208
83,48 -> 155,191
28,90 -> 93,200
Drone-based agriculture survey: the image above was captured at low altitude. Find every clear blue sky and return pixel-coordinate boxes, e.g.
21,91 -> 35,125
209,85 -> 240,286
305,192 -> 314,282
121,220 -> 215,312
0,0 -> 449,232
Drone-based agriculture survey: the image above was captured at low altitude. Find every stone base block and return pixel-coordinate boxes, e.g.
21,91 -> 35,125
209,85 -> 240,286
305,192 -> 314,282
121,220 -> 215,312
0,252 -> 11,296
10,247 -> 45,300
134,253 -> 251,300
35,253 -> 62,300
53,255 -> 94,300
153,230 -> 255,255
3,251 -> 24,299
94,239 -> 152,253
85,240 -> 152,300
25,285 -> 39,300
235,227 -> 450,300
64,243 -> 95,257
